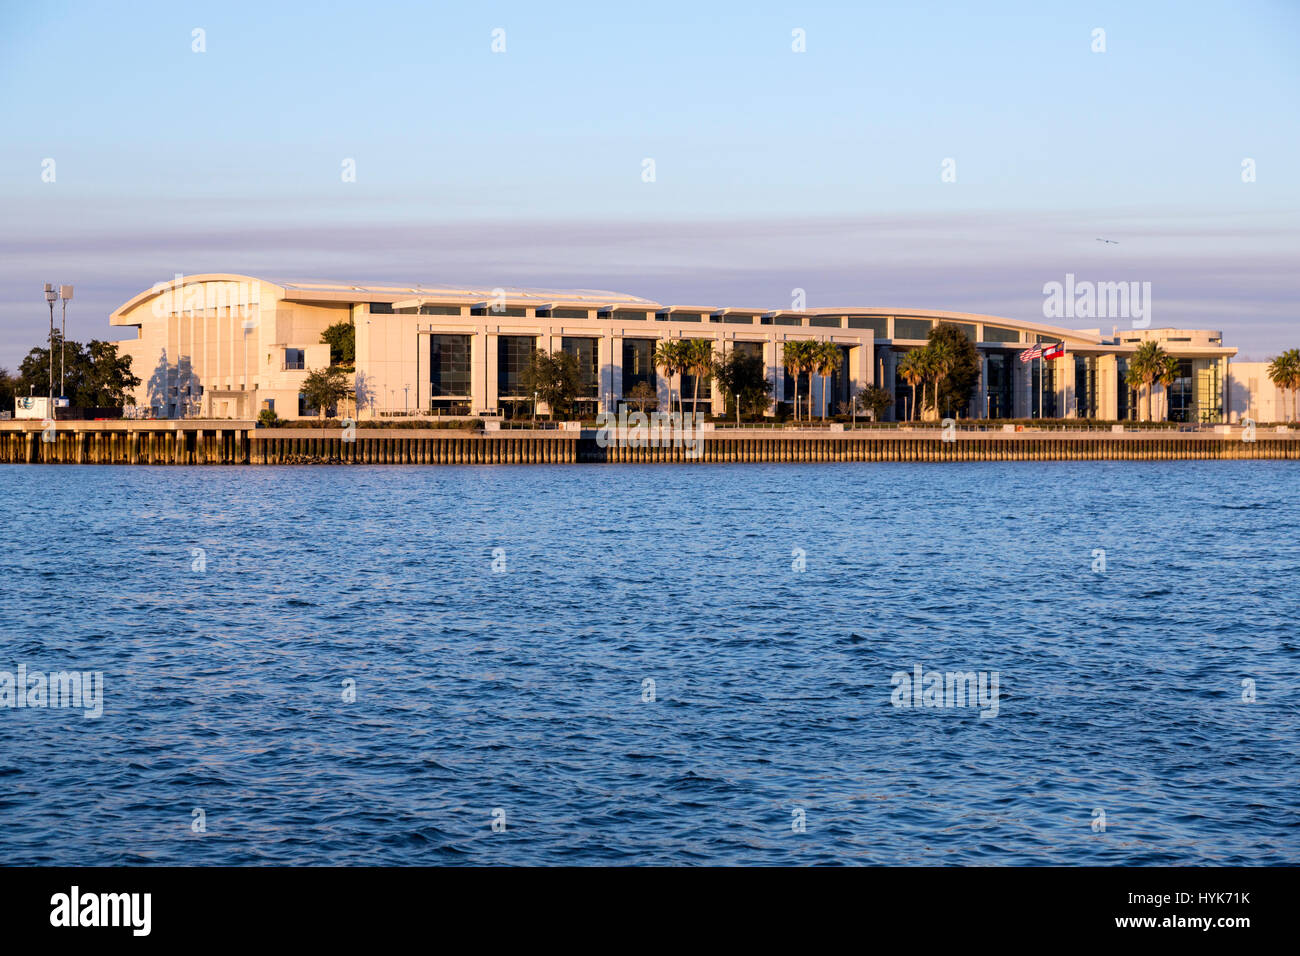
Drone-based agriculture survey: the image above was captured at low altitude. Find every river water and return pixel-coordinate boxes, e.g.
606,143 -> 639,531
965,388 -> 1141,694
1,462 -> 1296,864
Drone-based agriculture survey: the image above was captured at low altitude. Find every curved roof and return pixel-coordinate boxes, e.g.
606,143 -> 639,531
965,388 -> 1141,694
110,272 -> 1108,343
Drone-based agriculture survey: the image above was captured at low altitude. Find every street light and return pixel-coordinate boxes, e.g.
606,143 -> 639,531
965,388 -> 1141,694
43,284 -> 57,404
59,285 -> 73,400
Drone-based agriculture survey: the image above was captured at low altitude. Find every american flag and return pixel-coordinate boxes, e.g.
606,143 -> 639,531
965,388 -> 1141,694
1020,344 -> 1043,363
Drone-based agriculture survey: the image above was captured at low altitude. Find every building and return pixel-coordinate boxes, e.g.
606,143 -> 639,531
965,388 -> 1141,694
108,273 -> 1242,422
1227,363 -> 1295,424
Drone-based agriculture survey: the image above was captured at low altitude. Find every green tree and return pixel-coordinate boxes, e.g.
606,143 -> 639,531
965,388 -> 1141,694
855,385 -> 893,422
301,366 -> 351,422
320,320 -> 356,367
782,340 -> 816,422
17,334 -> 141,408
683,339 -> 715,419
83,340 -> 143,406
811,341 -> 844,420
1125,341 -> 1166,422
519,348 -> 582,421
713,349 -> 772,423
896,350 -> 924,422
922,324 -> 978,419
653,340 -> 689,416
626,380 -> 658,413
0,367 -> 14,412
1267,349 -> 1300,422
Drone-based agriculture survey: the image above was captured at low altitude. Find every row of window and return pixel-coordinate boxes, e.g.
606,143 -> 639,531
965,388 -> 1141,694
432,335 -> 1225,421
372,304 -> 1026,341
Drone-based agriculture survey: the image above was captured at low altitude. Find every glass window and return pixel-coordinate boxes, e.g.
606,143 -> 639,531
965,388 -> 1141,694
606,309 -> 647,321
284,348 -> 305,370
943,322 -> 977,342
1169,359 -> 1194,422
1116,357 -> 1132,421
430,334 -> 472,397
846,315 -> 888,336
984,351 -> 1015,419
982,325 -> 1021,343
721,314 -> 755,324
761,315 -> 804,326
1074,355 -> 1098,418
893,318 -> 932,340
419,305 -> 463,315
474,306 -> 527,317
660,311 -> 702,322
622,338 -> 656,391
1195,360 -> 1222,423
809,315 -> 842,328
547,308 -> 590,319
1032,361 -> 1057,418
368,302 -> 394,314
497,335 -> 536,397
561,337 -> 599,398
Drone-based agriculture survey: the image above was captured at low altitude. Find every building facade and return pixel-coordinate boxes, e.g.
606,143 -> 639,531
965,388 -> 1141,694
108,274 -> 1242,422
1226,362 -> 1295,424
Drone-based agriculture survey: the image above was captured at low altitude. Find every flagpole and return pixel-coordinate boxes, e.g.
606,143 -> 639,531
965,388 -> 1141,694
1038,352 -> 1043,419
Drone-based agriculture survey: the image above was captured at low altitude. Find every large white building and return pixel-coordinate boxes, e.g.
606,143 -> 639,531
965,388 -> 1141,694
108,273 -> 1249,422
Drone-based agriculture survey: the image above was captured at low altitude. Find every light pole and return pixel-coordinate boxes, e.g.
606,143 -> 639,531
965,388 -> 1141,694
242,318 -> 254,418
44,284 -> 57,403
59,285 -> 73,399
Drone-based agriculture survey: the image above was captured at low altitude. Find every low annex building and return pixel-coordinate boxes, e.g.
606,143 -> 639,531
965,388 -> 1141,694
108,274 -> 1241,422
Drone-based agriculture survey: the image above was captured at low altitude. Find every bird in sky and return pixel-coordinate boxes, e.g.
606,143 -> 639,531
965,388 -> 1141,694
1095,238 -> 1119,244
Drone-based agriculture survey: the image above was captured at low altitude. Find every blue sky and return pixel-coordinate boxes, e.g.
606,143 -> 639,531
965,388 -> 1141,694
1,0 -> 1297,364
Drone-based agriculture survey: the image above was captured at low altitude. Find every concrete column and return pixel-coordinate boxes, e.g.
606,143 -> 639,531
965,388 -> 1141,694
711,335 -> 727,413
480,331 -> 498,414
1014,357 -> 1033,419
1059,355 -> 1074,418
598,334 -> 616,413
765,334 -> 781,414
608,334 -> 624,411
1096,355 -> 1118,420
881,349 -> 899,420
973,354 -> 989,419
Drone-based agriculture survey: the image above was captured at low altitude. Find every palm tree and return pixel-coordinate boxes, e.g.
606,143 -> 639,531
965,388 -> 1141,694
812,341 -> 844,420
1157,354 -> 1181,421
683,339 -> 715,421
1287,349 -> 1300,422
1267,349 -> 1300,422
897,350 -> 923,422
653,339 -> 688,416
782,340 -> 811,422
1126,341 -> 1166,422
925,339 -> 957,419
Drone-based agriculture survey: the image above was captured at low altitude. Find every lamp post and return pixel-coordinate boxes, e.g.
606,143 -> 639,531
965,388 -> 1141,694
59,285 -> 73,400
44,284 -> 57,403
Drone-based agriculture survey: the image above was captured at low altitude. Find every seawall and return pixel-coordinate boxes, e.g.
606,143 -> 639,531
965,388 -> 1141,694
2,421 -> 1297,464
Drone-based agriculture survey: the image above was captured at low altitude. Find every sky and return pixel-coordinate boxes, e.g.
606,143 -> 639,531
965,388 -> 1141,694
1,0 -> 1296,366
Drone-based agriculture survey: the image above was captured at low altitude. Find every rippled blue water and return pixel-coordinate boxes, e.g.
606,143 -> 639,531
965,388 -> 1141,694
1,462 -> 1297,865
